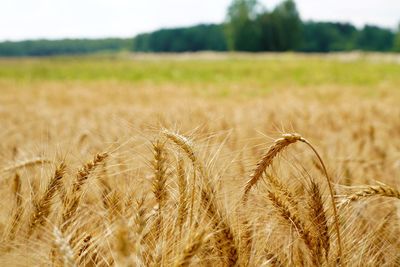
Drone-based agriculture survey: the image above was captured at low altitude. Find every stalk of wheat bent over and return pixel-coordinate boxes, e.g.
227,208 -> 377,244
242,133 -> 343,261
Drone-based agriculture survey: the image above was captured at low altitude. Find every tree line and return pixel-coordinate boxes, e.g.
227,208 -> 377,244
1,0 -> 399,56
0,38 -> 133,57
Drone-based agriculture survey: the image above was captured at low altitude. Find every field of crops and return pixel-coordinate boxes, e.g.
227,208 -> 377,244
0,53 -> 400,266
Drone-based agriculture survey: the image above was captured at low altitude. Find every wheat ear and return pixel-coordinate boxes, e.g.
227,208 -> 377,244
53,226 -> 76,267
299,138 -> 342,262
61,153 -> 107,231
173,231 -> 206,267
28,162 -> 66,236
268,190 -> 315,257
176,156 -> 188,235
152,140 -> 168,211
307,180 -> 330,263
162,129 -> 206,176
343,184 -> 400,204
265,173 -> 299,208
151,140 -> 168,240
201,185 -> 238,266
8,173 -> 23,240
162,129 -> 204,227
243,133 -> 302,202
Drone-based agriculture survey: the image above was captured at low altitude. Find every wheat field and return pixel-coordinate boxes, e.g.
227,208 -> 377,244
0,53 -> 400,266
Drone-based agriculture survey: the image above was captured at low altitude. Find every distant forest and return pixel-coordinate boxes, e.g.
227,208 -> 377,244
1,0 -> 400,56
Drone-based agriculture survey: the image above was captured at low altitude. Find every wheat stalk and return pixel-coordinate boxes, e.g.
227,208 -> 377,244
243,133 -> 302,202
263,247 -> 283,267
200,185 -> 238,266
1,157 -> 51,173
152,140 -> 168,212
299,137 -> 343,262
115,221 -> 133,266
176,156 -> 188,234
77,235 -> 92,258
53,226 -> 76,267
173,231 -> 206,267
61,153 -> 108,232
247,133 -> 342,260
8,173 -> 23,240
28,162 -> 66,236
239,217 -> 253,266
342,184 -> 400,204
307,180 -> 330,263
162,129 -> 198,168
72,152 -> 108,195
133,198 -> 147,267
267,190 -> 315,258
162,129 -> 204,227
150,140 -> 168,242
265,173 -> 299,209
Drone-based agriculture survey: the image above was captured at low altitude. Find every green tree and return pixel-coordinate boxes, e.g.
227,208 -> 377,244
267,0 -> 302,51
394,22 -> 400,52
300,22 -> 357,52
133,24 -> 227,52
256,12 -> 275,51
225,0 -> 262,51
356,25 -> 395,51
225,0 -> 302,52
0,38 -> 133,57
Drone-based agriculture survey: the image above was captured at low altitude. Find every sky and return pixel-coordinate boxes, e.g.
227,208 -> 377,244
1,0 -> 399,41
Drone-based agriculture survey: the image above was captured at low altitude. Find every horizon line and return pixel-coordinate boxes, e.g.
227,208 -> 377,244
0,19 -> 397,43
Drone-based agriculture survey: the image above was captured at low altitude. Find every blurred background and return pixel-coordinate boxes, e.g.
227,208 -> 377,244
0,0 -> 399,56
2,2 -> 400,267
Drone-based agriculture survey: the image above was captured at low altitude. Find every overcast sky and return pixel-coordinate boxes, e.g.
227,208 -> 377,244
1,0 -> 399,41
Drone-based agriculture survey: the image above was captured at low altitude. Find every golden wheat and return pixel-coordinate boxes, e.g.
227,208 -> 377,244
28,162 -> 66,236
1,55 -> 400,266
243,133 -> 302,202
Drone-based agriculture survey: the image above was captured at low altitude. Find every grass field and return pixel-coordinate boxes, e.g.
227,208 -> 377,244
1,53 -> 400,266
